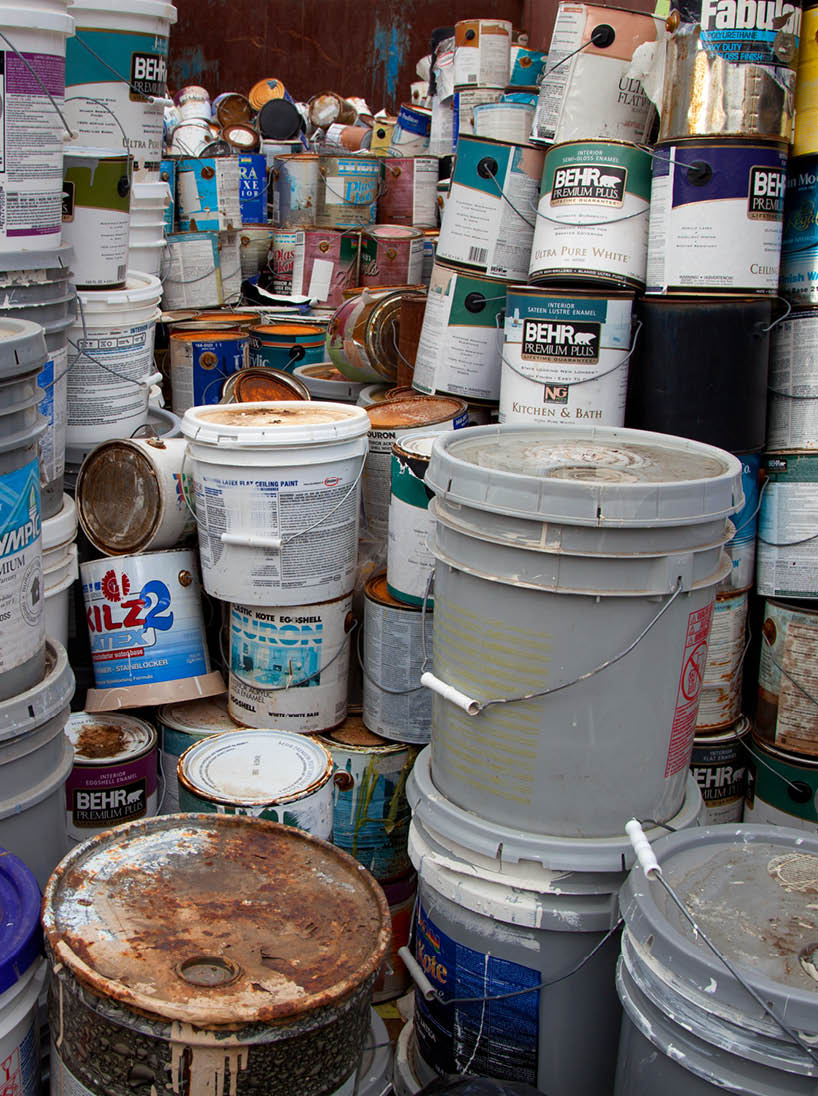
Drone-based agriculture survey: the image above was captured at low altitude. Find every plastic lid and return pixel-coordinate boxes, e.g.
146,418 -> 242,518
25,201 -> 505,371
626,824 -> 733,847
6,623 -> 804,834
294,363 -> 366,400
0,640 -> 74,740
0,848 -> 41,994
258,99 -> 303,140
76,272 -> 162,309
157,695 -> 237,735
426,424 -> 744,528
66,712 -> 156,763
0,317 -> 47,378
182,400 -> 370,446
71,0 -> 177,24
42,494 -> 77,551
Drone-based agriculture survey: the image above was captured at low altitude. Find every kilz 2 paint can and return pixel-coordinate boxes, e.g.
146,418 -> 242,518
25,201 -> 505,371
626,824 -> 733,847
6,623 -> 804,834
769,310 -> 818,448
169,329 -> 248,413
744,733 -> 818,830
758,453 -> 818,597
691,716 -> 749,824
757,597 -> 818,757
360,226 -> 424,288
176,157 -> 242,232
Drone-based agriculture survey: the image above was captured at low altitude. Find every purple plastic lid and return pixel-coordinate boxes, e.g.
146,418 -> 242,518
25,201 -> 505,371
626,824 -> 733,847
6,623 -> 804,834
0,848 -> 42,994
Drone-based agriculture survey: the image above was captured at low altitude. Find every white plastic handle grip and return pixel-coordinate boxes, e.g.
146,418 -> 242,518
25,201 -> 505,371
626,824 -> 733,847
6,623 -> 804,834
398,946 -> 437,1001
420,672 -> 481,715
220,532 -> 282,550
626,818 -> 662,878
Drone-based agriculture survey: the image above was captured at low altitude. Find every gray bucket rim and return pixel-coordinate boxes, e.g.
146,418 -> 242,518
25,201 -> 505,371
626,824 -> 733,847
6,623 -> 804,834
0,640 -> 75,739
0,416 -> 47,456
0,318 -> 48,378
0,736 -> 73,819
0,244 -> 73,276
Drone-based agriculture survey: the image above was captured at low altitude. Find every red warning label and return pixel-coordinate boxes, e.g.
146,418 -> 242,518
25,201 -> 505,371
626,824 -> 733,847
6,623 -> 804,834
665,601 -> 714,777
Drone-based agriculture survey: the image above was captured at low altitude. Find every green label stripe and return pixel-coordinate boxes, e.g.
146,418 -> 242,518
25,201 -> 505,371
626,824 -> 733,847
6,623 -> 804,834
748,742 -> 818,821
764,453 -> 818,483
64,156 -> 131,214
543,142 -> 652,202
391,455 -> 432,507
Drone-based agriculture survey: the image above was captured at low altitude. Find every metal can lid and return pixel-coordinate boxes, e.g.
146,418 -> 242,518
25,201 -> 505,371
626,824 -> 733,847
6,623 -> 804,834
222,367 -> 310,403
393,433 -> 436,461
76,441 -> 162,555
0,847 -> 41,994
0,316 -> 47,378
66,712 -> 156,763
157,695 -> 238,735
258,98 -> 303,141
42,814 -> 390,1025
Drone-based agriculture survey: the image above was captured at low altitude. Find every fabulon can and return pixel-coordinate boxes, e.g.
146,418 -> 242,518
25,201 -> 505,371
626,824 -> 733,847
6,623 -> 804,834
271,228 -> 361,309
156,695 -> 241,814
387,435 -> 437,607
691,717 -> 750,824
744,733 -> 818,830
757,597 -> 818,757
769,311 -> 818,448
757,453 -> 818,598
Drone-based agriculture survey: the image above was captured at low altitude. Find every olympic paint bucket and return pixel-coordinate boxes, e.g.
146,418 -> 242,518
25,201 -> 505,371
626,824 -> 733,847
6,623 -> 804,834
720,452 -> 760,592
387,435 -> 436,607
238,153 -> 267,225
293,363 -> 366,404
769,310 -> 818,448
315,156 -> 382,230
271,228 -> 361,309
249,323 -> 326,372
363,573 -> 433,746
473,100 -> 535,145
360,226 -> 424,289
745,734 -> 818,829
437,136 -> 544,283
80,547 -> 224,711
272,155 -> 320,227
65,0 -> 176,180
452,87 -> 505,142
378,157 -> 439,228
690,716 -> 749,824
453,19 -> 512,87
156,695 -> 240,814
182,402 -> 369,606
412,261 -> 508,402
530,139 -> 652,290
408,748 -> 702,1094
615,826 -> 818,1094
176,157 -> 241,232
758,454 -> 818,598
64,711 -> 158,842
42,493 -> 77,648
239,224 -> 274,279
756,597 -> 818,757
228,594 -> 354,734
501,285 -> 634,427
0,849 -> 44,1096
169,329 -> 248,413
162,232 -> 226,310
389,104 -> 432,156
695,588 -> 748,730
647,140 -> 787,295
424,424 -> 741,837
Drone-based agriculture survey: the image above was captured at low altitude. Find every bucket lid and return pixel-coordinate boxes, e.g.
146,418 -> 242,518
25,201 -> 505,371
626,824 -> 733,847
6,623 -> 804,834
221,367 -> 310,403
71,0 -> 177,23
0,244 -> 73,277
0,317 -> 47,378
65,712 -> 156,763
367,396 -> 465,430
76,440 -> 171,554
0,640 -> 74,741
157,694 -> 238,736
425,424 -> 744,528
258,98 -> 303,140
181,401 -> 370,446
41,814 -> 389,1026
0,848 -> 41,994
42,494 -> 77,551
76,271 -> 162,309
0,7 -> 73,33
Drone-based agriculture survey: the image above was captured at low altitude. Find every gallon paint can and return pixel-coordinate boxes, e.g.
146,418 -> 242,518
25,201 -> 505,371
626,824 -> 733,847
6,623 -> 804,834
437,135 -> 544,283
389,104 -> 432,156
690,716 -> 749,824
0,850 -> 45,1096
220,366 -> 311,403
795,6 -> 818,155
214,91 -> 253,127
272,154 -> 321,227
394,1023 -> 423,1096
237,152 -> 267,224
169,329 -> 248,412
532,4 -> 660,146
360,226 -> 424,288
43,815 -> 390,1096
160,159 -> 176,231
425,424 -> 740,836
328,286 -> 424,384
169,118 -> 212,158
271,228 -> 360,308
647,139 -> 787,295
510,45 -> 548,86
781,158 -> 818,306
696,588 -> 748,730
176,157 -> 242,232
316,716 -> 418,881
744,733 -> 818,829
473,100 -> 535,145
758,453 -> 818,598
224,123 -> 260,154
452,86 -> 505,140
387,435 -> 437,607
156,695 -> 241,814
294,362 -> 367,403
720,452 -> 760,592
228,594 -> 354,734
316,156 -> 382,230
182,402 -> 369,606
42,493 -> 78,648
454,19 -> 512,87
363,573 -> 433,745
769,310 -> 818,448
239,224 -> 274,279
626,295 -> 771,451
530,139 -> 652,289
62,146 -> 132,289
501,285 -> 634,427
249,322 -> 326,372
177,729 -> 334,836
378,157 -> 439,228
757,597 -> 818,757
80,547 -> 223,711
374,873 -> 417,1002
64,711 -> 158,842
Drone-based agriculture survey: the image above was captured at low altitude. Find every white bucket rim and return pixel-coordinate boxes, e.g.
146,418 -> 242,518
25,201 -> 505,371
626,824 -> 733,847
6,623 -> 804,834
42,494 -> 77,551
182,400 -> 371,447
64,145 -> 131,160
0,7 -> 73,33
75,271 -> 162,309
128,239 -> 167,250
70,0 -> 177,25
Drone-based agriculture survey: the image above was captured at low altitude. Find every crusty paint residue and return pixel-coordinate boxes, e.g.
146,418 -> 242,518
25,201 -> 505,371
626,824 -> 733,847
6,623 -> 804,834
170,1023 -> 248,1096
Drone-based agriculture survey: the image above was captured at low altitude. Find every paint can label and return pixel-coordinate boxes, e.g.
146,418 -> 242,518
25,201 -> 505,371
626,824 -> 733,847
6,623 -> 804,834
720,454 -> 759,590
781,157 -> 818,304
37,350 -> 67,487
696,592 -> 747,729
509,46 -> 547,87
454,21 -> 512,86
0,457 -> 43,674
388,449 -> 435,605
473,101 -> 535,146
769,314 -> 818,448
673,0 -> 802,66
318,157 -> 381,228
65,753 -> 158,839
745,739 -> 818,830
452,87 -> 505,141
66,319 -> 155,442
363,596 -> 432,743
757,598 -> 818,754
170,335 -> 248,414
379,157 -> 439,228
360,232 -> 424,287
2,1024 -> 38,1096
177,158 -> 242,232
163,233 -> 223,310
758,454 -> 818,597
238,153 -> 267,225
664,601 -> 714,776
62,152 -> 131,287
691,732 -> 747,823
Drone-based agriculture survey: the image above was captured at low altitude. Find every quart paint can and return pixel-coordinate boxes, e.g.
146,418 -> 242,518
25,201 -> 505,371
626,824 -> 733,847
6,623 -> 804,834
389,104 -> 432,156
531,4 -> 661,146
745,733 -> 818,829
228,594 -> 354,733
220,366 -> 311,403
183,402 -> 369,606
425,424 -> 740,836
769,310 -> 818,448
0,850 -> 45,1096
473,100 -> 535,146
316,156 -> 382,229
452,86 -> 505,141
80,547 -> 223,711
238,152 -> 267,225
64,711 -> 158,841
363,573 -> 433,745
239,223 -> 275,280
61,146 -> 132,289
387,435 -> 437,607
42,493 -> 78,648
721,452 -> 760,591
377,157 -> 439,228
272,154 -> 320,227
271,228 -> 361,309
249,322 -> 326,372
43,815 -> 389,1096
781,155 -> 818,306
169,329 -> 248,412
758,453 -> 818,598
647,139 -> 787,295
696,588 -> 748,730
156,695 -> 241,814
501,285 -> 634,427
454,19 -> 512,87
437,135 -> 544,283
756,597 -> 818,757
374,873 -> 417,1002
294,362 -> 367,403
530,139 -> 652,289
177,729 -> 334,836
360,226 -> 424,288
176,157 -> 242,232
690,716 -> 749,824
412,260 -> 508,401
315,716 -> 418,881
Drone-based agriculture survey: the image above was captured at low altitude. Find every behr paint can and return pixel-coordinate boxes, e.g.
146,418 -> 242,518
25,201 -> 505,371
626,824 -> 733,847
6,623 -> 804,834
273,154 -> 321,227
758,453 -> 818,597
757,597 -> 818,757
360,226 -> 424,288
64,712 -> 158,841
501,286 -> 634,426
61,147 -> 132,290
647,139 -> 787,294
387,435 -> 437,607
156,695 -> 241,814
529,139 -> 652,289
769,310 -> 818,448
228,594 -> 354,733
316,156 -> 382,230
690,716 -> 749,824
744,733 -> 818,829
780,154 -> 818,306
377,157 -> 439,228
696,589 -> 749,730
176,157 -> 242,232
454,19 -> 512,88
169,329 -> 249,413
271,228 -> 361,308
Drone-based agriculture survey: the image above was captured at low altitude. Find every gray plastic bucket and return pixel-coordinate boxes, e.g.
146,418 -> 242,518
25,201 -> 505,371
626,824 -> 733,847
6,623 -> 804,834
615,824 -> 818,1094
423,424 -> 742,837
407,747 -> 702,1096
0,639 -> 74,888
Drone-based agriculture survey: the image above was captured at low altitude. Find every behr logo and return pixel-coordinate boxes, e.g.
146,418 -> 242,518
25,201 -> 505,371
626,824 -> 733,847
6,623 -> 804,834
551,164 -> 626,207
130,52 -> 167,99
748,166 -> 785,220
521,319 -> 601,362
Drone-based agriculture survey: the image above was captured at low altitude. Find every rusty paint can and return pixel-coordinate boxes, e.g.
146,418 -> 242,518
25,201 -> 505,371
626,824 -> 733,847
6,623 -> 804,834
182,310 -> 261,331
43,815 -> 390,1096
329,286 -> 425,384
690,717 -> 749,824
156,695 -> 241,815
272,154 -> 321,227
758,453 -> 818,598
360,226 -> 424,288
309,92 -> 358,129
220,366 -> 310,403
696,589 -> 748,730
64,712 -> 158,842
271,228 -> 360,308
169,329 -> 249,413
222,123 -> 260,153
744,733 -> 818,830
769,311 -> 818,449
378,157 -> 439,228
293,363 -> 366,403
454,19 -> 512,87
316,156 -> 382,229
213,91 -> 253,127
780,155 -> 818,306
757,597 -> 818,757
373,873 -> 417,1002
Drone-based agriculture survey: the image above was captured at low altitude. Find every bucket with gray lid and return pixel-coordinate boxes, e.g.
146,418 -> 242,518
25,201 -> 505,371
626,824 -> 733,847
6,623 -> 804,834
423,424 -> 743,837
615,824 -> 818,1094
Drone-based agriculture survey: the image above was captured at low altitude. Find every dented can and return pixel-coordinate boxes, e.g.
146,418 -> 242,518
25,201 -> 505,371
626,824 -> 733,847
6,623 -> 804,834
757,597 -> 818,757
696,588 -> 749,730
691,717 -> 749,824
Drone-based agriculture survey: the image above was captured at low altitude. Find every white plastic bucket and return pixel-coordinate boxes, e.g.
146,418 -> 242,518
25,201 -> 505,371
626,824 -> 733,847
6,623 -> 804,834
0,878 -> 45,1096
127,238 -> 165,277
182,402 -> 370,606
62,146 -> 132,288
42,493 -> 78,649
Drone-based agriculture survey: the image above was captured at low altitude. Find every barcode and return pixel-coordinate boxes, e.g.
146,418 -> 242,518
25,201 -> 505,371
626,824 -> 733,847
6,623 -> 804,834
468,246 -> 488,264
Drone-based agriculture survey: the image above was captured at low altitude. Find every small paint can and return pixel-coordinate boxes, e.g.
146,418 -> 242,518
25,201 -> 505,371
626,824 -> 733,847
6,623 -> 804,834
691,717 -> 749,825
532,4 -> 661,146
316,155 -> 382,229
162,231 -> 226,310
374,873 -> 417,1002
169,329 -> 249,413
214,91 -> 253,127
387,434 -> 437,607
757,597 -> 818,757
389,104 -> 432,156
293,362 -> 367,403
437,135 -> 544,283
239,224 -> 274,278
696,589 -> 749,730
176,85 -> 210,120
780,155 -> 818,306
271,227 -> 360,308
769,310 -> 818,448
315,715 -> 418,881
647,139 -> 786,295
156,695 -> 241,814
509,45 -> 548,86
501,285 -> 634,426
309,92 -> 358,129
249,322 -> 326,372
228,594 -> 354,733
530,139 -> 652,289
412,260 -> 508,401
258,98 -> 304,141
473,100 -> 535,146
370,119 -> 397,154
176,157 -> 242,232
758,454 -> 818,598
454,19 -> 512,87
220,366 -> 310,403
745,733 -> 818,830
452,86 -> 505,140
720,453 -> 760,592
177,728 -> 334,836
363,572 -> 433,745
62,147 -> 132,289
378,157 -> 439,228
272,154 -> 321,227
169,118 -> 213,157
249,76 -> 288,110
238,153 -> 267,225
360,226 -> 424,288
64,712 -> 158,842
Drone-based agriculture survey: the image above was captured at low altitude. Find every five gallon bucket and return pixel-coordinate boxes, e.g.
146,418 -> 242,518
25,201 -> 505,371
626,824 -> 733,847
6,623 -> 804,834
62,146 -> 132,289
42,493 -> 78,649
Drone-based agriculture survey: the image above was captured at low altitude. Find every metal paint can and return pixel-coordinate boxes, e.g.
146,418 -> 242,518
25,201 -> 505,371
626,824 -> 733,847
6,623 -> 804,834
156,695 -> 241,814
780,154 -> 818,306
217,229 -> 243,305
273,154 -> 321,227
374,873 -> 417,1001
261,138 -> 303,170
473,100 -> 535,146
316,716 -> 418,881
329,286 -> 425,384
61,147 -> 131,290
238,153 -> 267,225
647,139 -> 786,295
162,231 -> 225,310
422,230 -> 437,284
220,366 -> 310,403
223,123 -> 260,153
178,729 -> 334,836
758,453 -> 818,597
769,310 -> 818,448
794,7 -> 818,155
169,329 -> 249,413
412,261 -> 508,401
388,435 -> 437,607
176,86 -> 210,120
744,733 -> 818,829
169,119 -> 213,157
249,76 -> 288,109
228,594 -> 354,734
360,226 -> 424,288
258,98 -> 303,141
530,139 -> 652,289
452,86 -> 505,140
696,588 -> 748,730
309,92 -> 358,129
370,120 -> 397,155
363,573 -> 433,745
64,712 -> 158,841
239,223 -> 274,278
532,4 -> 661,146
316,156 -> 382,229
454,19 -> 512,87
378,157 -> 439,228
721,452 -> 760,591
293,362 -> 367,403
271,228 -> 360,308
509,45 -> 548,86
389,104 -> 432,156
690,716 -> 749,824
214,91 -> 253,127
501,285 -> 634,426
176,157 -> 242,232
757,597 -> 818,756
249,322 -> 326,372
438,135 -> 544,283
